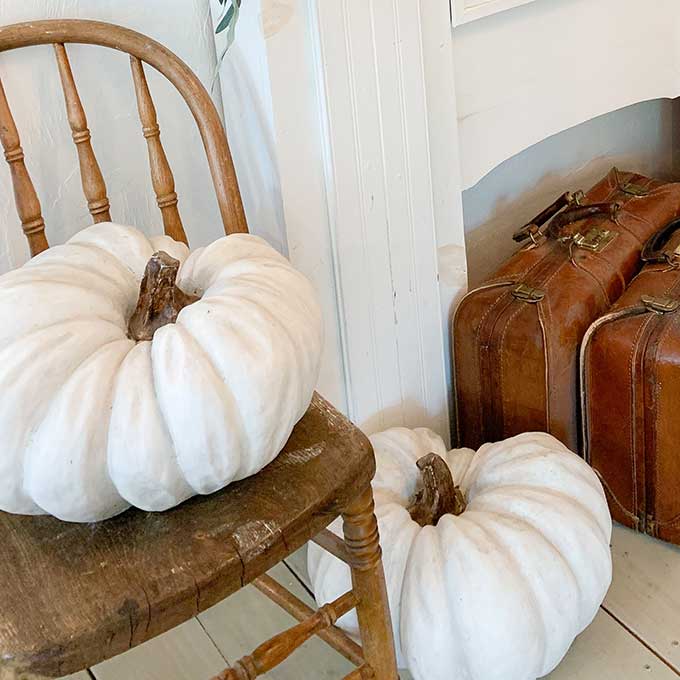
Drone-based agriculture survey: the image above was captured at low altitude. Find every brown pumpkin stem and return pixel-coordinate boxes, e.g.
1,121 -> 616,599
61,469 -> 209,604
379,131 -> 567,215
407,453 -> 467,527
127,251 -> 199,341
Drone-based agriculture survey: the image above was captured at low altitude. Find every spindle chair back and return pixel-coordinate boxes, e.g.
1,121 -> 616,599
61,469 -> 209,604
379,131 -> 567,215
0,18 -> 248,256
0,19 -> 398,680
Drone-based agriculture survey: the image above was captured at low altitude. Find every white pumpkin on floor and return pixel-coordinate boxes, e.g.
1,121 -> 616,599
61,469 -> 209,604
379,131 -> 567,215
308,428 -> 612,680
0,223 -> 323,522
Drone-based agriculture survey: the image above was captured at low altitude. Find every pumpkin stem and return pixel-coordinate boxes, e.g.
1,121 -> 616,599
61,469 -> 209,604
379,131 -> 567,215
127,251 -> 199,341
407,453 -> 467,527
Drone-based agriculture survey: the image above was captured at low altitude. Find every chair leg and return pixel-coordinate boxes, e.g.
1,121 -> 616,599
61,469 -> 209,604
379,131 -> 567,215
342,486 -> 399,680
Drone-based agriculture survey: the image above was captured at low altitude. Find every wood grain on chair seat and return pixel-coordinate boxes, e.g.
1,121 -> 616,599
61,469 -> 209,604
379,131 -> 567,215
0,393 -> 374,679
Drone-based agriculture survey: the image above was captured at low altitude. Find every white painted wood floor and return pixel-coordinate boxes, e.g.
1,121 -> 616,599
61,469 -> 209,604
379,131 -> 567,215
62,524 -> 680,679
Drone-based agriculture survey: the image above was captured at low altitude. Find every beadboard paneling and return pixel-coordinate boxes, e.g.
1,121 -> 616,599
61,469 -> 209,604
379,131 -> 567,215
311,0 -> 451,436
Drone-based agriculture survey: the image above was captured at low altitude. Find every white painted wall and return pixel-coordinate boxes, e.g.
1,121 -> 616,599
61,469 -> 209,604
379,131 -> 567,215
463,98 -> 678,285
0,0 -> 224,272
211,0 -> 288,255
453,0 -> 680,190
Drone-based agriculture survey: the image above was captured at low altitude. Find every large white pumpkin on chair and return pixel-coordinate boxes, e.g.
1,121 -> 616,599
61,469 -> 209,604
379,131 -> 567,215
0,223 -> 323,522
308,429 -> 612,680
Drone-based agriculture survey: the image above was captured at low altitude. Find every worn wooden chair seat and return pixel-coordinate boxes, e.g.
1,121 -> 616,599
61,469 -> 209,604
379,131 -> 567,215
0,19 -> 397,680
0,394 -> 373,677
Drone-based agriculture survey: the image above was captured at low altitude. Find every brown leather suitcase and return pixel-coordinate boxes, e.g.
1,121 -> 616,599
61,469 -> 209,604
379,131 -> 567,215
582,219 -> 680,541
453,168 -> 680,453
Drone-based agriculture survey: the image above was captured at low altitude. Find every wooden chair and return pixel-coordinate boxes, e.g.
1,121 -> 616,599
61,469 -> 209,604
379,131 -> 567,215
0,19 -> 398,680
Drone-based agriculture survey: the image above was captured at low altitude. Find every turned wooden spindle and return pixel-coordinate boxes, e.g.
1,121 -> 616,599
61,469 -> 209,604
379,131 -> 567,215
342,487 -> 399,680
54,43 -> 111,223
130,55 -> 188,245
0,76 -> 48,256
253,573 -> 364,666
212,589 -> 358,680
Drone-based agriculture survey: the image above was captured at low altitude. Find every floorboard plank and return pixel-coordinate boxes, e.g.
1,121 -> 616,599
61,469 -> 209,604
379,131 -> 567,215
199,562 -> 355,679
358,610 -> 676,680
547,609 -> 677,678
284,546 -> 310,590
90,618 -> 227,680
605,524 -> 680,673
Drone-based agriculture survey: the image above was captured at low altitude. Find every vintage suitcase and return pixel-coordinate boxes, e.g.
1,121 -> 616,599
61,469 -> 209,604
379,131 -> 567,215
582,219 -> 680,541
453,168 -> 680,452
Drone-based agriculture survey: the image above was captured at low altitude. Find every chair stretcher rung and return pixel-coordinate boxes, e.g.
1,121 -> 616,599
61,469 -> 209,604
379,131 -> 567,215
253,573 -> 364,666
312,528 -> 353,564
211,585 -> 358,680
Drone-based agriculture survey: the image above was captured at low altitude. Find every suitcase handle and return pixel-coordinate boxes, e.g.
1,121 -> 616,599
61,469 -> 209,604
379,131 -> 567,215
641,217 -> 680,263
512,192 -> 619,243
512,191 -> 577,243
547,202 -> 621,239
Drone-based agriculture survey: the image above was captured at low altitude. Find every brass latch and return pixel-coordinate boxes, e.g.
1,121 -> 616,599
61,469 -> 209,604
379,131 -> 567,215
642,295 -> 680,314
614,167 -> 650,196
620,181 -> 650,197
512,283 -> 545,303
572,227 -> 618,253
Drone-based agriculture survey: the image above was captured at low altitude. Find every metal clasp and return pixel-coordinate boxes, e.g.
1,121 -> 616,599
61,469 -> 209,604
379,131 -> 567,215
512,283 -> 545,303
614,167 -> 650,196
641,295 -> 680,314
572,227 -> 618,253
620,182 -> 650,197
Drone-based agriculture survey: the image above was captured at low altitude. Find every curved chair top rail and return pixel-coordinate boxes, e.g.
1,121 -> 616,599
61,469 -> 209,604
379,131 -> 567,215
0,18 -> 248,255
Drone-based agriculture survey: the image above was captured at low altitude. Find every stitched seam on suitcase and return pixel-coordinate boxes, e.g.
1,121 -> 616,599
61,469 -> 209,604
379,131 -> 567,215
540,291 -> 557,432
454,280 -> 516,445
499,303 -> 529,438
570,255 -> 614,308
537,302 -> 551,432
645,278 -> 680,529
533,178 -> 657,435
474,291 -> 516,440
629,315 -> 655,517
484,176 -> 624,442
475,244 -> 565,440
646,321 -> 664,526
483,245 -> 565,439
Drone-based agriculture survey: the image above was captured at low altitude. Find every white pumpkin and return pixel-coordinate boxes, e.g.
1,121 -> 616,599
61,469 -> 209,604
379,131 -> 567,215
0,223 -> 323,522
308,428 -> 612,680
